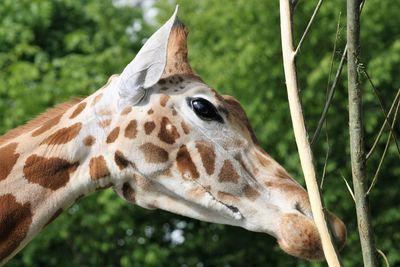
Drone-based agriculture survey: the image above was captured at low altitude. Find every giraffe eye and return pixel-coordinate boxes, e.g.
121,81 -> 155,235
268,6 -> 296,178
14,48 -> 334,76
187,97 -> 223,123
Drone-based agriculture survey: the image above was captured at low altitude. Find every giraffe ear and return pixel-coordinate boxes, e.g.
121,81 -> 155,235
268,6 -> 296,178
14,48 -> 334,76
118,5 -> 193,105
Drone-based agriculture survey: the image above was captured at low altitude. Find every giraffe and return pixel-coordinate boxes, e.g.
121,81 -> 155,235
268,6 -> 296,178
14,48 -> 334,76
0,7 -> 346,265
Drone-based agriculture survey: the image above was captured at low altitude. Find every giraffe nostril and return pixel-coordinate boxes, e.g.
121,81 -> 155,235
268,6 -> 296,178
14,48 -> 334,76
294,202 -> 305,214
293,201 -> 313,219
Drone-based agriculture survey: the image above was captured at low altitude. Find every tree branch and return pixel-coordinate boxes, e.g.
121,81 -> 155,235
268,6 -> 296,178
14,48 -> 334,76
295,0 -> 324,55
363,71 -> 400,159
312,1 -> 365,146
279,1 -> 342,266
366,96 -> 400,195
320,12 -> 341,189
366,88 -> 400,159
311,45 -> 347,146
347,0 -> 378,266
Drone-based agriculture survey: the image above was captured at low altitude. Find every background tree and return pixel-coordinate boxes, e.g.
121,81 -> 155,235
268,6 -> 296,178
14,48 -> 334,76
1,0 -> 399,266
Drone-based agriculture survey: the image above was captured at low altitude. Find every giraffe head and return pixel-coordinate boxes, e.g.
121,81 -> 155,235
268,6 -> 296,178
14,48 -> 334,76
97,7 -> 346,260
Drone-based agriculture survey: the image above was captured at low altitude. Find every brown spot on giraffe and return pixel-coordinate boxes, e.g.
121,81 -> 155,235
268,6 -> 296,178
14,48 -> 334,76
158,168 -> 172,177
91,93 -> 103,106
23,155 -> 79,190
41,123 -> 82,145
114,150 -> 133,170
0,143 -> 20,181
217,191 -> 239,202
83,135 -> 96,146
147,109 -> 154,115
159,95 -> 170,107
181,121 -> 190,134
218,160 -> 240,184
256,152 -> 272,167
144,121 -> 156,135
139,143 -> 169,163
265,181 -> 305,196
125,120 -> 138,139
69,102 -> 87,119
106,127 -> 120,144
235,154 -> 255,178
122,183 -> 135,203
89,156 -> 110,180
176,145 -> 199,180
31,115 -> 62,137
243,185 -> 260,201
98,119 -> 112,128
45,208 -> 63,227
195,141 -> 215,175
158,117 -> 180,144
275,168 -> 292,180
97,108 -> 112,116
0,194 -> 32,262
121,106 -> 132,115
187,187 -> 205,199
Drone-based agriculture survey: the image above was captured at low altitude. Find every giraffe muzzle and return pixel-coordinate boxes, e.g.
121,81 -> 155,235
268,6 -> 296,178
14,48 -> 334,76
277,210 -> 346,261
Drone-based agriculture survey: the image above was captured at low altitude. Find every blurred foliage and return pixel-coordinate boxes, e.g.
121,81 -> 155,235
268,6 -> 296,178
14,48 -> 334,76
1,0 -> 399,266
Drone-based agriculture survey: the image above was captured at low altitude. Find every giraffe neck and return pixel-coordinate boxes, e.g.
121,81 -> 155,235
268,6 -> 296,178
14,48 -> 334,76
0,79 -> 121,265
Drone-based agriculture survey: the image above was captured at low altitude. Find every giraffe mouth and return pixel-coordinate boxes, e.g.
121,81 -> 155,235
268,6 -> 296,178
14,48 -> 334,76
204,191 -> 244,221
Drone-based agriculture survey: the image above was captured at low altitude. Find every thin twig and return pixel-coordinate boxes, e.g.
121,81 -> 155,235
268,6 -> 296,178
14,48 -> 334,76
362,71 -> 400,158
326,12 -> 342,94
366,97 -> 400,195
311,45 -> 347,146
367,89 -> 400,159
320,12 -> 341,189
279,1 -> 342,265
312,0 -> 365,145
340,174 -> 355,202
347,0 -> 378,265
295,0 -> 324,55
376,249 -> 390,267
320,139 -> 330,189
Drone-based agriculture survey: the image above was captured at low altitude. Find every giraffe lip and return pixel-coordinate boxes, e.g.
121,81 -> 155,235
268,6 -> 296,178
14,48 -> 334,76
204,191 -> 243,220
218,200 -> 243,220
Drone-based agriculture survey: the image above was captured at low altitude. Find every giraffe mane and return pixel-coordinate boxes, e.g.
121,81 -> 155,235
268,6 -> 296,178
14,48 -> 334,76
0,98 -> 83,145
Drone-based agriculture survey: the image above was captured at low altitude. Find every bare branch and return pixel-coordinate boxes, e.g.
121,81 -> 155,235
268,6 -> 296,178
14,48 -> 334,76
366,97 -> 400,195
312,0 -> 365,145
347,0 -> 378,265
340,174 -> 355,202
319,12 -> 341,189
311,45 -> 347,146
362,71 -> 400,159
279,1 -> 342,265
376,249 -> 390,267
367,89 -> 400,159
320,138 -> 330,189
295,0 -> 324,55
326,12 -> 343,94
